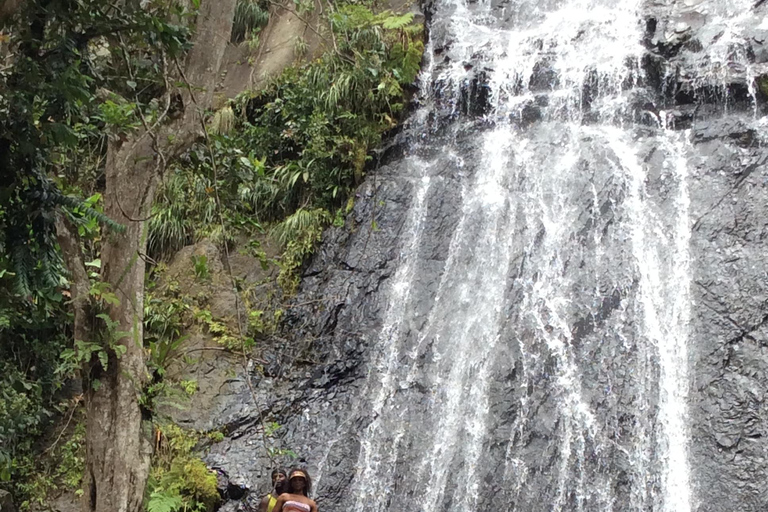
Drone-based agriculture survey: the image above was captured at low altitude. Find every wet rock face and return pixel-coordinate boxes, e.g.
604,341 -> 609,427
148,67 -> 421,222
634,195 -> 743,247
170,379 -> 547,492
206,2 -> 768,511
205,142 -> 468,503
687,115 -> 768,511
644,1 -> 768,109
642,5 -> 768,509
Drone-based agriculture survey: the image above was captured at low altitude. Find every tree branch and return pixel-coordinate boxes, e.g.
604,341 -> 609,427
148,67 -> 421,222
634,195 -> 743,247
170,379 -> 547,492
179,0 -> 237,129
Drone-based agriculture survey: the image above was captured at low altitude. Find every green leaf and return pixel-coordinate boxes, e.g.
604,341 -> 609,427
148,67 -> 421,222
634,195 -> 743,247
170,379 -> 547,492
147,491 -> 183,512
85,259 -> 101,268
97,349 -> 108,370
382,12 -> 414,29
101,292 -> 120,306
96,313 -> 118,330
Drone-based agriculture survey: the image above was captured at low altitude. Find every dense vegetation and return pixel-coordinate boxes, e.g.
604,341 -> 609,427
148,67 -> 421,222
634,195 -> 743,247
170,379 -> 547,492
0,0 -> 423,510
149,4 -> 423,290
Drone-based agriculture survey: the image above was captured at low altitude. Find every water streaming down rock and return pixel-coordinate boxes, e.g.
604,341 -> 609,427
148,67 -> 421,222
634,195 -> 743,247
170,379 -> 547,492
341,0 -> 698,509
207,1 -> 768,511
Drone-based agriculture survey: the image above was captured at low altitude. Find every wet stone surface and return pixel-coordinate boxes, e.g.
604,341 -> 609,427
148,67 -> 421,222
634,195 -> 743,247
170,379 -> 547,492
204,2 -> 768,512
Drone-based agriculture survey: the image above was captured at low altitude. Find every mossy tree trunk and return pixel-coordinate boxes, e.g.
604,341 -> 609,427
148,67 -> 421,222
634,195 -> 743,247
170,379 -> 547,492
56,1 -> 238,511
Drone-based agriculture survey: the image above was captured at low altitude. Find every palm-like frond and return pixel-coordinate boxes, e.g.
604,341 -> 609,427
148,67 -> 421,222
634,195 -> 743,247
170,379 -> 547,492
271,208 -> 330,246
232,0 -> 270,43
148,173 -> 193,259
209,106 -> 236,136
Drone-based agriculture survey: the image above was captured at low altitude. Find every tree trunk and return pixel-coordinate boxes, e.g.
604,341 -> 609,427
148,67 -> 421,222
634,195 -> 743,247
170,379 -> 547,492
54,2 -> 238,511
81,134 -> 158,512
0,0 -> 25,27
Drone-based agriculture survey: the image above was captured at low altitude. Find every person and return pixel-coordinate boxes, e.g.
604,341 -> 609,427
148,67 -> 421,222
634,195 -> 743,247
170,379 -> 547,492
258,469 -> 287,512
273,468 -> 318,512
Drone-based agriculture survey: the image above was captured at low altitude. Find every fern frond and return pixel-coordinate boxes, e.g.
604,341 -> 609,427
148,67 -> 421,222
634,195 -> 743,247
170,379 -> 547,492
271,208 -> 330,246
382,12 -> 414,29
54,195 -> 126,233
11,244 -> 32,298
147,491 -> 182,512
41,245 -> 63,288
209,106 -> 236,136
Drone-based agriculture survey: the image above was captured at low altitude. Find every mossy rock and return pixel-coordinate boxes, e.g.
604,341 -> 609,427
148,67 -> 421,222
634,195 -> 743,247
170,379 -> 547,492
757,75 -> 768,98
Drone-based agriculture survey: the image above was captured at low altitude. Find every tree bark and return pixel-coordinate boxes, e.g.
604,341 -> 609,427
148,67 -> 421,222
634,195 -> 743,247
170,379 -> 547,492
55,216 -> 93,348
81,133 -> 158,512
0,0 -> 24,27
55,2 -> 238,511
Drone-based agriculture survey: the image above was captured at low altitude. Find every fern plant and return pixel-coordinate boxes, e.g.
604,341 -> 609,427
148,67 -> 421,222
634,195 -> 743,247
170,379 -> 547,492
271,208 -> 331,246
232,0 -> 269,43
147,491 -> 183,512
145,424 -> 220,512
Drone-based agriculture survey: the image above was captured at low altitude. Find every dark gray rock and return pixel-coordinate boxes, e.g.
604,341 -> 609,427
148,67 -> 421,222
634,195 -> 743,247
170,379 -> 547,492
0,490 -> 14,512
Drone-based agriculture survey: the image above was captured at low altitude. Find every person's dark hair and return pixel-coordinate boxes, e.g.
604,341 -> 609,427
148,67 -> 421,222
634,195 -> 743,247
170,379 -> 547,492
287,467 -> 312,496
271,469 -> 287,479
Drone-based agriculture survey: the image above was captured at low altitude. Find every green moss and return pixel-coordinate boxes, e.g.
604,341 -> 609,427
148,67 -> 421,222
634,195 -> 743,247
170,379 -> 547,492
757,75 -> 768,98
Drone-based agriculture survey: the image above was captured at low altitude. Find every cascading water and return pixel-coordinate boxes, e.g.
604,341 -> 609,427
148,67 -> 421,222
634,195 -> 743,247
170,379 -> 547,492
334,0 -> 703,510
202,0 -> 768,509
203,0 -> 768,511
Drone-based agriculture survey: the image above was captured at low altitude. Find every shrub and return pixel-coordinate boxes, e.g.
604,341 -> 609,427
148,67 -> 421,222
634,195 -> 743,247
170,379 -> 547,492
146,424 -> 220,512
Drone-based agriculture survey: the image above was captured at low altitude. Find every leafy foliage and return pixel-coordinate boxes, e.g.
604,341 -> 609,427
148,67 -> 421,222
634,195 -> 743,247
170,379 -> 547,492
274,208 -> 330,294
148,170 -> 223,259
0,273 -> 71,485
141,277 -> 201,416
0,0 -> 191,296
146,423 -> 220,512
1,1 -> 424,509
0,0 -> 193,504
8,412 -> 86,510
148,491 -> 184,512
232,0 -> 270,43
191,255 -> 210,281
149,4 -> 424,292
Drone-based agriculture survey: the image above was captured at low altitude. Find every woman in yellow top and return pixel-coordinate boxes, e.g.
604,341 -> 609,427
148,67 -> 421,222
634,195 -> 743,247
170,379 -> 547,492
273,468 -> 318,512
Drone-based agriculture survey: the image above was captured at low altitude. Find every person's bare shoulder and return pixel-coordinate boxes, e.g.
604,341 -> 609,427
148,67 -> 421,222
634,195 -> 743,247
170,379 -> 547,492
272,494 -> 287,512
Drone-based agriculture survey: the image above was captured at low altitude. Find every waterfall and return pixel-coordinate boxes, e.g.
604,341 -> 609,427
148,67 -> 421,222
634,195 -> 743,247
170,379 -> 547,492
278,0 -> 768,510
200,0 -> 768,508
